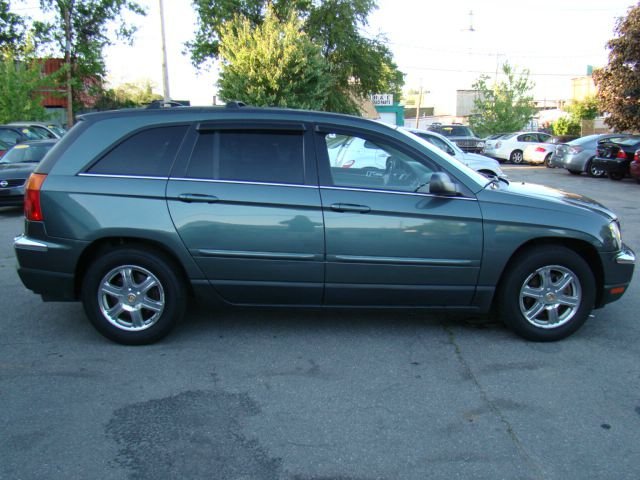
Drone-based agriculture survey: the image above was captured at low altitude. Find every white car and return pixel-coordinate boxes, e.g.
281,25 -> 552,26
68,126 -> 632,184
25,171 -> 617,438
483,131 -> 552,163
523,135 -> 579,167
403,127 -> 506,178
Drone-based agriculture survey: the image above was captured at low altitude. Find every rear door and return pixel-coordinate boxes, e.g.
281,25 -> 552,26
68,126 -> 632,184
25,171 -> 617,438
166,122 -> 325,306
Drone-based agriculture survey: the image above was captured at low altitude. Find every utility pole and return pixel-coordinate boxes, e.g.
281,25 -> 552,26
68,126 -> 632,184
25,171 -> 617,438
158,0 -> 171,105
64,2 -> 73,127
414,86 -> 423,129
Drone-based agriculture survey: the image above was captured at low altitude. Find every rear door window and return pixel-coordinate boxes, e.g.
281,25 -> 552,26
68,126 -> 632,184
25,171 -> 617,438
87,125 -> 188,177
186,130 -> 305,185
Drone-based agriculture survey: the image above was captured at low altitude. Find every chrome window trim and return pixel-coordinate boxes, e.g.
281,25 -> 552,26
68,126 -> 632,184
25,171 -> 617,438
320,185 -> 477,201
170,177 -> 316,189
78,173 -> 169,180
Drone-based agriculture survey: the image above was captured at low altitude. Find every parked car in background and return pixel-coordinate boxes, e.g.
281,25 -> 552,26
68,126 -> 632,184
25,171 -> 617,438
630,150 -> 640,184
0,140 -> 57,207
593,135 -> 640,180
483,131 -> 552,163
8,122 -> 66,139
0,125 -> 43,146
404,127 -> 505,178
12,105 -> 634,345
427,124 -> 484,153
550,134 -> 629,177
523,135 -> 579,167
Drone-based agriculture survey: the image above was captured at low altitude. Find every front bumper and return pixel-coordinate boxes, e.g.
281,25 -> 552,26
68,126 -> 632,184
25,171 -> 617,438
597,244 -> 635,307
0,185 -> 25,206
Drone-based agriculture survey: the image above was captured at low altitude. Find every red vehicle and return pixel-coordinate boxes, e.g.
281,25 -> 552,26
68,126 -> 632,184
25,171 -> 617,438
0,140 -> 10,158
630,149 -> 640,183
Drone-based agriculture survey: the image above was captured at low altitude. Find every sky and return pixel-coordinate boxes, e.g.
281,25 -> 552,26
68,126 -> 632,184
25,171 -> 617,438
14,0 -> 639,113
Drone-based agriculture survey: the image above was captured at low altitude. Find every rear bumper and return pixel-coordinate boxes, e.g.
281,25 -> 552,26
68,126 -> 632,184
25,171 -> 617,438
597,245 -> 635,307
14,233 -> 87,301
592,157 -> 629,175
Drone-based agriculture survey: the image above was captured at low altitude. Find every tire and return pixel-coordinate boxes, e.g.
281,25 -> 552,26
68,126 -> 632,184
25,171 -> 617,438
509,150 -> 524,164
568,169 -> 581,175
544,154 -> 553,168
496,246 -> 595,342
608,172 -> 624,181
586,158 -> 605,178
81,246 -> 187,345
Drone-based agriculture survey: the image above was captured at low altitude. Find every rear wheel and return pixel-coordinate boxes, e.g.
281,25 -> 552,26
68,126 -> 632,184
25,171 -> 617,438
81,247 -> 186,344
510,150 -> 524,164
544,154 -> 553,168
568,169 -> 581,175
496,246 -> 595,341
586,158 -> 605,178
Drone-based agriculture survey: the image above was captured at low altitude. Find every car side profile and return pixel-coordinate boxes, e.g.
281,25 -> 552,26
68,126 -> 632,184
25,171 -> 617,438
483,131 -> 552,163
14,106 -> 635,345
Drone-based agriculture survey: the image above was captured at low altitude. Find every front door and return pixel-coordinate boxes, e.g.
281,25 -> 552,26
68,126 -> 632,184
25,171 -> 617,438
167,123 -> 324,305
315,127 -> 483,306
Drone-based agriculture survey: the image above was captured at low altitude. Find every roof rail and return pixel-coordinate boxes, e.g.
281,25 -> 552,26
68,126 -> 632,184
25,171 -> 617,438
146,100 -> 187,109
225,101 -> 247,109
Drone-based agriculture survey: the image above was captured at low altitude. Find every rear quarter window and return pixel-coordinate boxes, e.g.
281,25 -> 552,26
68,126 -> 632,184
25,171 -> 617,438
87,125 -> 188,177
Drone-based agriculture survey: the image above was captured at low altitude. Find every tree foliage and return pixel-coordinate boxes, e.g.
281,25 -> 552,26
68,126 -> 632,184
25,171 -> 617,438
0,0 -> 26,55
551,116 -> 581,136
469,62 -> 536,137
593,4 -> 640,131
33,0 -> 145,109
218,7 -> 330,109
95,78 -> 162,110
0,55 -> 61,123
565,95 -> 600,120
189,0 -> 404,114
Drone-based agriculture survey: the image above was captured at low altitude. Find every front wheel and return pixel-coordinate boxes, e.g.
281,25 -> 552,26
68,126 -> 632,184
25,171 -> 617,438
544,154 -> 553,168
496,246 -> 595,341
510,150 -> 524,164
81,247 -> 187,344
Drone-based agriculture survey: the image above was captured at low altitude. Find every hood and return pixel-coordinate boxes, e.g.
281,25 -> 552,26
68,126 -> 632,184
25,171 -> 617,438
503,181 -> 616,221
0,162 -> 38,177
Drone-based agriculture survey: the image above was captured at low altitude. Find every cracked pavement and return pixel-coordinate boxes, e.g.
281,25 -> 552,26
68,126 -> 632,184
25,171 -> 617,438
1,166 -> 639,479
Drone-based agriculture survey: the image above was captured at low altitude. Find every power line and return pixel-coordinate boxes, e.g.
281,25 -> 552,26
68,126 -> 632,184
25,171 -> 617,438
403,66 -> 588,77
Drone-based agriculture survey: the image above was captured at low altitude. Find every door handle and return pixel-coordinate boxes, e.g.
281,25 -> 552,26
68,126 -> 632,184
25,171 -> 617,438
330,203 -> 371,213
178,193 -> 219,203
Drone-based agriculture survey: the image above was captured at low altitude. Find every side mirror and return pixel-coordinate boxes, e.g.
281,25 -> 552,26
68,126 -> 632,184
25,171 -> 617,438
429,172 -> 459,196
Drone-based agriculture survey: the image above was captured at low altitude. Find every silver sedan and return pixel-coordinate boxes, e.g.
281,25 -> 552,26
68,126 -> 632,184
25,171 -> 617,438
550,134 -> 628,177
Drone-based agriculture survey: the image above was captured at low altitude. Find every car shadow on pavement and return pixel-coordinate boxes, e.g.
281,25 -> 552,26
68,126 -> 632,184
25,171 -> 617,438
0,206 -> 23,218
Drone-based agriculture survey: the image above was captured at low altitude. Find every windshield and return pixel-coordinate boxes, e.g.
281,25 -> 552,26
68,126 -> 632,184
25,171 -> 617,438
396,127 -> 489,188
0,143 -> 54,164
435,125 -> 475,137
48,125 -> 66,136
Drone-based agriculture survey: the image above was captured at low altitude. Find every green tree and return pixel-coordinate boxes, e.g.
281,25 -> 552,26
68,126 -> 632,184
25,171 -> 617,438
96,78 -> 163,110
593,4 -> 640,131
0,0 -> 26,55
0,55 -> 61,123
469,62 -> 536,137
33,0 -> 145,119
565,95 -> 600,121
188,0 -> 404,114
217,7 -> 330,109
551,116 -> 581,136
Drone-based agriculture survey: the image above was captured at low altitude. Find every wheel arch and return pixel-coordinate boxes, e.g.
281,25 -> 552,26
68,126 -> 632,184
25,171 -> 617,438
74,236 -> 194,299
493,237 -> 604,308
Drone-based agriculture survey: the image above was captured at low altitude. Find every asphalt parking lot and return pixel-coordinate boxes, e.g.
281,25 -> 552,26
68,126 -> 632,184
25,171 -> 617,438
1,166 -> 638,480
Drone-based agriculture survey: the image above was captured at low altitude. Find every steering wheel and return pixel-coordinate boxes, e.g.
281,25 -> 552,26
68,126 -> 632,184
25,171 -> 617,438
383,156 -> 419,188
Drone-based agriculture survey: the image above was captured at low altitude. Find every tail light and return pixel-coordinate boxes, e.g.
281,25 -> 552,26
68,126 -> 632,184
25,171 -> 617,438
495,141 -> 502,148
24,173 -> 47,221
616,150 -> 627,159
634,150 -> 639,161
341,160 -> 355,168
567,146 -> 583,154
535,147 -> 546,153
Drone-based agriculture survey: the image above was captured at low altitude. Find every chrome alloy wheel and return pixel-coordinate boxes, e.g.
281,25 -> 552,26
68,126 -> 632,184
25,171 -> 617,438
98,265 -> 165,331
518,265 -> 582,329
